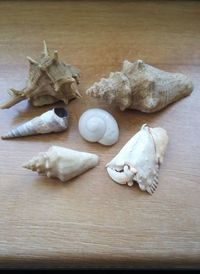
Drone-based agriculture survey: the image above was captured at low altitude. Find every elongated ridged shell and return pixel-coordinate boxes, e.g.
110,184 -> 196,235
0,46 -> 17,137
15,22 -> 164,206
23,146 -> 99,182
78,108 -> 119,146
106,124 -> 168,194
86,60 -> 193,113
1,108 -> 68,139
0,41 -> 81,109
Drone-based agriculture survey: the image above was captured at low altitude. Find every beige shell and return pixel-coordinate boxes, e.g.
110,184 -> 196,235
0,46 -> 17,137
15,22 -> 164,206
0,41 -> 81,109
23,146 -> 99,182
1,108 -> 68,139
106,124 -> 168,194
86,60 -> 193,113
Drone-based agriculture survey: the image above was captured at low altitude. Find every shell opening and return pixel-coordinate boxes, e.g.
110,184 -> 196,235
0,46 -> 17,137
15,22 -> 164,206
54,108 -> 68,118
107,164 -> 137,185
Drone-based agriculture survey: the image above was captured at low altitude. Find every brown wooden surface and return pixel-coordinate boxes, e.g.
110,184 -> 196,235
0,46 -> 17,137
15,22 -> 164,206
0,0 -> 200,268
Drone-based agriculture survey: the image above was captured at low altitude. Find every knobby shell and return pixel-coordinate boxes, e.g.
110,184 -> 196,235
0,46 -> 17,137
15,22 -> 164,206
87,60 -> 193,113
0,41 -> 81,109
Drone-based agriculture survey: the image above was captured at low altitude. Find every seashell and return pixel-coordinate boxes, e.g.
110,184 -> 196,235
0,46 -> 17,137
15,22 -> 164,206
86,60 -> 193,113
78,108 -> 119,146
106,124 -> 168,194
1,107 -> 68,139
23,146 -> 99,182
0,41 -> 81,109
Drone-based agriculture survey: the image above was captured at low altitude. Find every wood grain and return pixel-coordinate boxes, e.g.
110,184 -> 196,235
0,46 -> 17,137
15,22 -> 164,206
0,0 -> 200,268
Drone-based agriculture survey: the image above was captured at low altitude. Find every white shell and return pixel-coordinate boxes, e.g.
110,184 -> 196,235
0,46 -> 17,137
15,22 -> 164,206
78,108 -> 119,146
106,124 -> 168,194
1,108 -> 68,139
23,146 -> 99,182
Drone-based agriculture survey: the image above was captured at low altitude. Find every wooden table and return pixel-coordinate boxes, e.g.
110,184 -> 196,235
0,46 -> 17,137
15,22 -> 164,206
0,0 -> 199,268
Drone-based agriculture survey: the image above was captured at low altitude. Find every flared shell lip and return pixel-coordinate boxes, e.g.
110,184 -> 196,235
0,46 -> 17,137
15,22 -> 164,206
106,166 -> 127,185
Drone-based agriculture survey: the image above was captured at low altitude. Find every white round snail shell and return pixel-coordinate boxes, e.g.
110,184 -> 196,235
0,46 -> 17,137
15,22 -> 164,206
78,108 -> 119,146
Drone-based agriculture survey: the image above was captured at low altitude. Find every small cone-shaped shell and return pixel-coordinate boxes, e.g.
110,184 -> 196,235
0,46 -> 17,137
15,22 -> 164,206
106,124 -> 168,194
86,60 -> 193,113
0,41 -> 81,109
1,108 -> 68,139
23,146 -> 99,182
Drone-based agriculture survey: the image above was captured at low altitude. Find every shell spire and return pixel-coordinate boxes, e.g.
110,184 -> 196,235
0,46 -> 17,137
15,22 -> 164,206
0,41 -> 81,109
86,60 -> 193,113
23,146 -> 99,182
23,153 -> 47,173
1,108 -> 69,139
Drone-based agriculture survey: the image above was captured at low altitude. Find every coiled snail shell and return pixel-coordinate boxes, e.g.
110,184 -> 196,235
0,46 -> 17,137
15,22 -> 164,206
78,108 -> 119,146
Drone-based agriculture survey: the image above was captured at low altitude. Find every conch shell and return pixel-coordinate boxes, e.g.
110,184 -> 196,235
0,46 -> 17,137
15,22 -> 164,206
0,41 -> 81,109
1,107 -> 68,139
106,124 -> 168,194
78,108 -> 119,146
23,146 -> 99,182
86,60 -> 193,113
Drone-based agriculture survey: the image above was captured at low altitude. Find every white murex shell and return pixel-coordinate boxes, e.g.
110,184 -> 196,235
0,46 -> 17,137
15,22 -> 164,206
106,124 -> 168,194
23,146 -> 99,182
78,108 -> 119,146
1,108 -> 69,139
